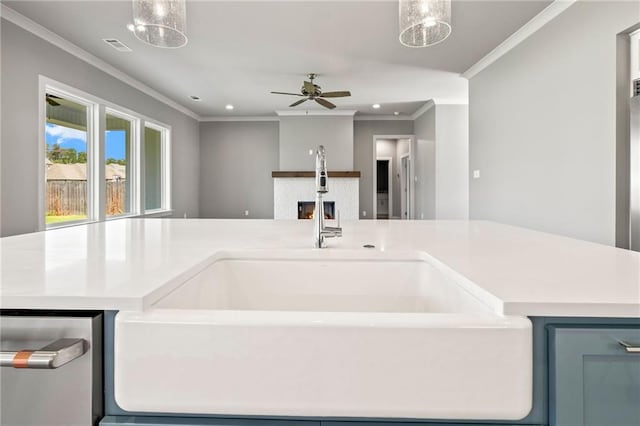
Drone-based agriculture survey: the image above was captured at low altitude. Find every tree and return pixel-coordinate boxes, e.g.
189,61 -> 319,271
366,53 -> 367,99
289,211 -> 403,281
48,144 -> 63,162
106,158 -> 126,165
60,148 -> 77,164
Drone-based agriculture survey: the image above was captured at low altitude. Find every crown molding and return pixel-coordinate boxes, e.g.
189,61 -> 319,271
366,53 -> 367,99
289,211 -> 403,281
200,116 -> 279,122
354,115 -> 413,121
462,0 -> 578,80
0,4 -> 201,121
275,109 -> 357,117
411,100 -> 436,120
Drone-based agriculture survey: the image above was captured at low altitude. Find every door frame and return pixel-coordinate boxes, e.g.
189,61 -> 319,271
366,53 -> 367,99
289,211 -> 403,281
375,157 -> 393,219
372,135 -> 415,219
400,153 -> 410,220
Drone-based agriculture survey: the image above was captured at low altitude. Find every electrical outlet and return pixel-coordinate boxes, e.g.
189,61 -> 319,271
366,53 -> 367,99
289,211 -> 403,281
244,210 -> 249,216
473,170 -> 481,179
362,210 -> 367,217
309,149 -> 314,156
421,213 -> 424,219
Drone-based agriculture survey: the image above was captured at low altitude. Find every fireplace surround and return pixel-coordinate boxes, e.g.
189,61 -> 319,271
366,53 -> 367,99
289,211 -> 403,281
273,172 -> 360,220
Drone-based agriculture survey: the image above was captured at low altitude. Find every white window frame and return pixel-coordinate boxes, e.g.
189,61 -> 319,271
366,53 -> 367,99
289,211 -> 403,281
105,108 -> 140,220
38,75 -> 172,230
40,82 -> 99,230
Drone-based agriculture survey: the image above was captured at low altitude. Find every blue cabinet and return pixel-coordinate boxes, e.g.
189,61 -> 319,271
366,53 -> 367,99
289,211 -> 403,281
548,326 -> 640,426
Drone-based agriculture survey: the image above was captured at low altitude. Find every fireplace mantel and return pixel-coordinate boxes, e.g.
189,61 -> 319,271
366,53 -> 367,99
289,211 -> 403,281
272,171 -> 361,178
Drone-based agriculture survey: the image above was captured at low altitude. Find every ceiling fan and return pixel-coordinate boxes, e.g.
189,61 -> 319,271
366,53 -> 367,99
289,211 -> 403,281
271,74 -> 351,109
46,94 -> 62,107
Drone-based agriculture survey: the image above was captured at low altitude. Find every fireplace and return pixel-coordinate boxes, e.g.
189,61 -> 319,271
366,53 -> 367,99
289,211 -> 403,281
298,201 -> 335,220
273,173 -> 360,220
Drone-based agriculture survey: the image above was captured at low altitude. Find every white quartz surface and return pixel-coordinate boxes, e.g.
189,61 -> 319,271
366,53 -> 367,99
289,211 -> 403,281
1,219 -> 639,317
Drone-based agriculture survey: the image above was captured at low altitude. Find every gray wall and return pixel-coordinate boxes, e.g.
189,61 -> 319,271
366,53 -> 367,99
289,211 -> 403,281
279,116 -> 353,170
199,121 -> 279,218
354,120 -> 414,219
469,1 -> 639,245
414,107 -> 436,220
0,20 -> 200,237
435,105 -> 469,219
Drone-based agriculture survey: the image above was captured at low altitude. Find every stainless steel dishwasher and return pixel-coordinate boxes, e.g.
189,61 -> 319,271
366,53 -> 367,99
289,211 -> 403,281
0,311 -> 103,426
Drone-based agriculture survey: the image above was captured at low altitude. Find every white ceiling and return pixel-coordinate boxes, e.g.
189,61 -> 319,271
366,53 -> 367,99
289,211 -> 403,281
4,0 -> 552,117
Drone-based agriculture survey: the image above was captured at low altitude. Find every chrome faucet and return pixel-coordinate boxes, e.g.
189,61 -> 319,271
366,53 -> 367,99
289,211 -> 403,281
314,145 -> 342,248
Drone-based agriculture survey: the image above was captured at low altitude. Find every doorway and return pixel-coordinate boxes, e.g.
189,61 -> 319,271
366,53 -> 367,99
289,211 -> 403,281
376,158 -> 392,219
372,135 -> 415,220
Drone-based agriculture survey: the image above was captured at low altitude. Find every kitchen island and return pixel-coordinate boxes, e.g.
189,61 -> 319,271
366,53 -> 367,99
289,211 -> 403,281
1,219 -> 639,426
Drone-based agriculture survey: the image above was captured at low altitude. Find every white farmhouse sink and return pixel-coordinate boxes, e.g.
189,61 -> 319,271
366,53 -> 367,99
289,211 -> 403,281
115,250 -> 532,420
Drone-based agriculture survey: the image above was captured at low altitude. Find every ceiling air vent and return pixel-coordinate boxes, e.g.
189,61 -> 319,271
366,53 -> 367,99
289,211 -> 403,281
103,39 -> 132,52
635,79 -> 640,97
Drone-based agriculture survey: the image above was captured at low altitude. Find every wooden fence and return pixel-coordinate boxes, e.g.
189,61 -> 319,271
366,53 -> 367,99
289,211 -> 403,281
47,180 -> 126,216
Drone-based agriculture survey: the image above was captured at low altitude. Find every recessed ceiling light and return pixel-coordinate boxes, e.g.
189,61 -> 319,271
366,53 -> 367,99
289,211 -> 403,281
190,95 -> 201,101
394,111 -> 400,116
225,104 -> 234,110
372,104 -> 381,109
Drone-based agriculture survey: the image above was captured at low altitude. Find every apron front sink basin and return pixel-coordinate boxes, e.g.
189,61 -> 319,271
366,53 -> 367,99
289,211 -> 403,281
115,250 -> 532,420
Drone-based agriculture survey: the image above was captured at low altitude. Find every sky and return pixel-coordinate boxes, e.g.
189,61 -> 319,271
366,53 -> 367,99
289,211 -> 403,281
45,123 -> 126,160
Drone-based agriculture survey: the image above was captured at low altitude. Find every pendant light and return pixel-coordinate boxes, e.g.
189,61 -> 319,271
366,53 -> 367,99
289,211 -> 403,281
131,0 -> 188,49
399,0 -> 451,48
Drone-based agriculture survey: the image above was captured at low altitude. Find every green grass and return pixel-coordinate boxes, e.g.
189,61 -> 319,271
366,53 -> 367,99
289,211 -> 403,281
46,214 -> 87,224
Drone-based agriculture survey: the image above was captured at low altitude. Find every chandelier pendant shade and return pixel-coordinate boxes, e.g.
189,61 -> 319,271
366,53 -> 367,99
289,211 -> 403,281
132,0 -> 188,49
399,0 -> 452,48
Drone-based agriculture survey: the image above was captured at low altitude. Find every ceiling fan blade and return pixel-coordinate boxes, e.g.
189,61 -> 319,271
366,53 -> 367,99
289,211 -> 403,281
303,81 -> 315,94
271,91 -> 305,96
289,98 -> 308,107
319,91 -> 351,98
46,94 -> 62,106
315,98 -> 336,109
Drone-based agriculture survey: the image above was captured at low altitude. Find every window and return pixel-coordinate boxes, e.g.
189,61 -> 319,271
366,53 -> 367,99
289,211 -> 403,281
144,125 -> 168,212
105,111 -> 135,217
41,77 -> 171,229
44,91 -> 94,225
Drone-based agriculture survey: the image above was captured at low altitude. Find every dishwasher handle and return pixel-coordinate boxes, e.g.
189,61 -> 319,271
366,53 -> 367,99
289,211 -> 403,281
0,338 -> 86,369
619,340 -> 640,353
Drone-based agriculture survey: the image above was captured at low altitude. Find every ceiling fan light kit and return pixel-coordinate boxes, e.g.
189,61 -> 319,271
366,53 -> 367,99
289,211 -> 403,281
131,0 -> 188,49
399,0 -> 452,48
271,74 -> 351,110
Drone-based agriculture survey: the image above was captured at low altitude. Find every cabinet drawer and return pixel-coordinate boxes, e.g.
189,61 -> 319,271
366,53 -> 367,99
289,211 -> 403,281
549,326 -> 640,426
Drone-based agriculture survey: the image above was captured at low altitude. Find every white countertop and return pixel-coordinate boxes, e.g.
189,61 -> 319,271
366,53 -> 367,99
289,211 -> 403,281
1,219 -> 639,317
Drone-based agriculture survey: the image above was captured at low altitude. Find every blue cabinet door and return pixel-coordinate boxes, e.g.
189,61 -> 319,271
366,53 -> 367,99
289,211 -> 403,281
548,326 -> 640,426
